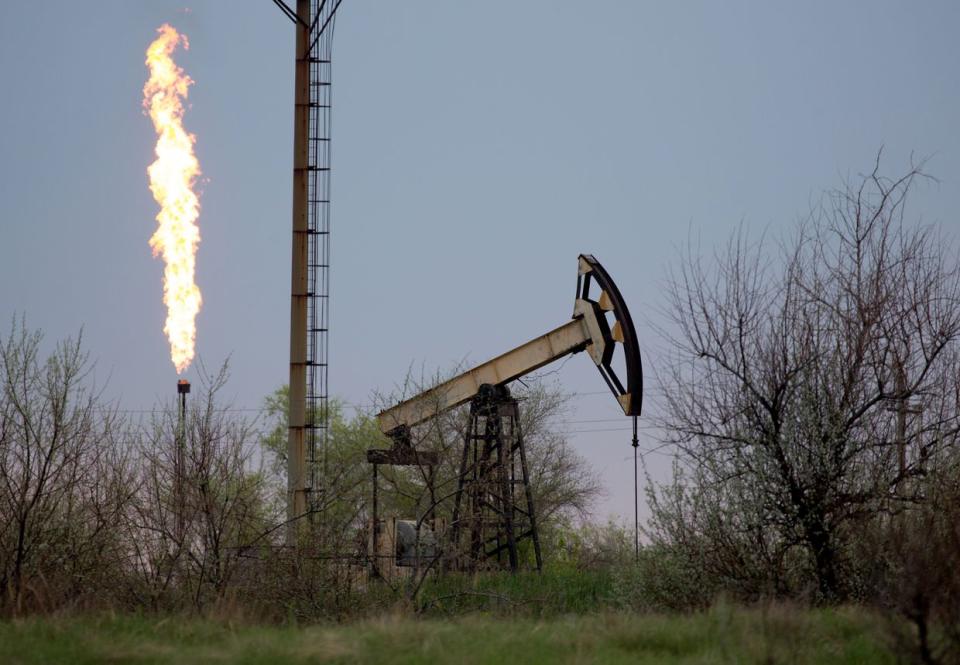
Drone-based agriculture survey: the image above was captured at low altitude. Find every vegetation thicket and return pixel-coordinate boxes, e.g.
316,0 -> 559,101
1,159 -> 958,664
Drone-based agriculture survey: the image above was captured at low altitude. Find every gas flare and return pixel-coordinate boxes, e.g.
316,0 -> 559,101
144,24 -> 202,374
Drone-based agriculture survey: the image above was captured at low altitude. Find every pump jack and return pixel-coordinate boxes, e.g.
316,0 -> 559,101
370,254 -> 642,573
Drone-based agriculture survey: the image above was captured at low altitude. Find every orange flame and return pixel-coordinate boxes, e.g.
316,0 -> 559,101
144,24 -> 202,375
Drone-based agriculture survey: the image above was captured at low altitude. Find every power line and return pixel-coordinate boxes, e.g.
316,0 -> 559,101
98,406 -> 662,432
100,388 -> 668,415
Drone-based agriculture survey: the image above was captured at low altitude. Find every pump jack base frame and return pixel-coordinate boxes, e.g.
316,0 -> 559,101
449,384 -> 542,573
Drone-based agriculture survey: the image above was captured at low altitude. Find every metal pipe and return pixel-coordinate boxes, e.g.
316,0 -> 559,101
176,379 -> 190,541
371,463 -> 379,578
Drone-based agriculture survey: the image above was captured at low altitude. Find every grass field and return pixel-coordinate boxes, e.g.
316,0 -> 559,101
0,605 -> 897,664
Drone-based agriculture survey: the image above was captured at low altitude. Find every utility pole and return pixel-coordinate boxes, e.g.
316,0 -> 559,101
888,355 -> 923,494
273,0 -> 343,547
287,0 -> 311,545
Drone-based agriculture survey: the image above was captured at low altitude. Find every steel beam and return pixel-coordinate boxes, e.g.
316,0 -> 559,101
377,317 -> 591,436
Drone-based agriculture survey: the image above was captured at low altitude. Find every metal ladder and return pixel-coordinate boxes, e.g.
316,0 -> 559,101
304,0 -> 336,509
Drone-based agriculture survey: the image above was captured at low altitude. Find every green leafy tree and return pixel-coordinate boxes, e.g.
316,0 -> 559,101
260,388 -> 388,548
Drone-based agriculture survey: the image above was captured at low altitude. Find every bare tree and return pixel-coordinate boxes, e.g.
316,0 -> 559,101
517,381 -> 601,525
122,362 -> 270,611
651,158 -> 960,601
0,318 -> 130,614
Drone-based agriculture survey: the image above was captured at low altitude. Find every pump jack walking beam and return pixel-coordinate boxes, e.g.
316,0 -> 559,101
372,254 -> 642,573
377,254 -> 643,440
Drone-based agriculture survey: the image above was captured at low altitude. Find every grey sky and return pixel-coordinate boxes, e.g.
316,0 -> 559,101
1,1 -> 958,522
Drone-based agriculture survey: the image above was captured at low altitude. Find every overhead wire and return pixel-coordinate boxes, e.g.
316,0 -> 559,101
100,388 -> 666,414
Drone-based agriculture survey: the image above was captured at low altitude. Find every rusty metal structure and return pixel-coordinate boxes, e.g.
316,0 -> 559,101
272,0 -> 345,543
374,254 -> 643,572
366,445 -> 440,578
450,384 -> 540,571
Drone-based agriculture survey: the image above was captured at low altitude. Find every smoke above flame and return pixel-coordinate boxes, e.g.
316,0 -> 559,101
144,24 -> 202,374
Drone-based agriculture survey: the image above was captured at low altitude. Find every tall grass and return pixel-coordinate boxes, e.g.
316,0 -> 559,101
0,605 -> 895,664
415,567 -> 619,616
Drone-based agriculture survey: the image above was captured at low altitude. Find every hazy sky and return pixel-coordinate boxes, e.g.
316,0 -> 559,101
1,1 -> 958,523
